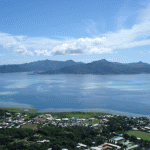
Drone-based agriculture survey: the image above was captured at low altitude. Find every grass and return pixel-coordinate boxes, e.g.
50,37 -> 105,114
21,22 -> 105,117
88,120 -> 100,124
127,131 -> 150,141
1,108 -> 109,119
10,138 -> 36,146
22,123 -> 38,130
51,111 -> 109,119
0,107 -> 39,113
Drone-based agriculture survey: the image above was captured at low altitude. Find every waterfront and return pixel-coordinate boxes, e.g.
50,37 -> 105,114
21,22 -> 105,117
0,72 -> 150,117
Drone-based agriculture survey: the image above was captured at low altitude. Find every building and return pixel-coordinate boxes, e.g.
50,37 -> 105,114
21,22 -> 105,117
90,146 -> 103,150
89,118 -> 95,122
112,137 -> 125,143
103,143 -> 121,149
62,118 -> 69,123
77,143 -> 87,148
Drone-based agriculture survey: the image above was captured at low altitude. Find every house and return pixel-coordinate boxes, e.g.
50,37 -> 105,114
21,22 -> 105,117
37,139 -> 50,143
89,118 -> 95,122
127,145 -> 139,150
54,119 -> 61,122
100,121 -> 104,125
62,118 -> 69,123
16,113 -> 20,115
33,135 -> 40,138
103,143 -> 121,149
103,146 -> 112,149
90,146 -> 103,150
6,112 -> 11,115
144,126 -> 150,130
77,143 -> 87,148
19,121 -> 24,124
133,127 -> 138,130
76,118 -> 85,122
102,119 -> 109,123
7,119 -> 12,123
45,114 -> 52,117
38,115 -> 44,118
112,137 -> 125,143
46,117 -> 53,121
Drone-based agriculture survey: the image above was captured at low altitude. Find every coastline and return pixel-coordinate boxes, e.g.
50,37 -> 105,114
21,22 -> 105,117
1,105 -> 150,119
38,108 -> 150,119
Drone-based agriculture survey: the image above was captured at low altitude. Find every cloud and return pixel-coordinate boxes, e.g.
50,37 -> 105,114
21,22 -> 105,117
0,53 -> 5,56
0,4 -> 150,56
13,45 -> 34,56
140,51 -> 143,54
0,91 -> 18,95
0,101 -> 32,108
84,19 -> 101,36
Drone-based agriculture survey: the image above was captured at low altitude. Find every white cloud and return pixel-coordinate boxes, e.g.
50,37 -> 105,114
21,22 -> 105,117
0,53 -> 5,56
140,51 -> 143,54
0,101 -> 32,108
0,91 -> 18,95
0,4 -> 150,56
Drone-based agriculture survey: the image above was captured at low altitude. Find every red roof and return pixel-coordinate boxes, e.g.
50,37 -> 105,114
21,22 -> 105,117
34,135 -> 39,137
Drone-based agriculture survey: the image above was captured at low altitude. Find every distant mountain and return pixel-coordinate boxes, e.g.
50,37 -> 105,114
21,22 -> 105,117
1,59 -> 150,74
41,59 -> 150,75
0,60 -> 84,73
0,64 -> 28,73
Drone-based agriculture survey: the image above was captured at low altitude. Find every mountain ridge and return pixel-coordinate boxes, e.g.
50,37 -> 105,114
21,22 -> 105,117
0,59 -> 150,74
41,59 -> 150,75
0,59 -> 84,73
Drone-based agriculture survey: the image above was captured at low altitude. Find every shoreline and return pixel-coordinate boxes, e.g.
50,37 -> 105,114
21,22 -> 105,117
38,108 -> 150,119
1,104 -> 150,118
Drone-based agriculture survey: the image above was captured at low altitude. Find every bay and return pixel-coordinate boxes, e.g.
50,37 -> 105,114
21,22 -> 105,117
0,72 -> 150,118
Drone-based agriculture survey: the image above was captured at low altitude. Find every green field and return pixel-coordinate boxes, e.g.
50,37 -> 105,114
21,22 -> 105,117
127,131 -> 150,141
50,111 -> 109,119
88,120 -> 100,124
22,123 -> 38,130
0,107 -> 39,113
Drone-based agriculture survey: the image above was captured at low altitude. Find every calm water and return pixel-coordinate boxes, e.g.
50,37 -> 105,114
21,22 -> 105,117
0,72 -> 150,117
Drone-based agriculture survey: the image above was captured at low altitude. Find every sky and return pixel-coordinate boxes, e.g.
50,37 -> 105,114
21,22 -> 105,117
0,0 -> 150,65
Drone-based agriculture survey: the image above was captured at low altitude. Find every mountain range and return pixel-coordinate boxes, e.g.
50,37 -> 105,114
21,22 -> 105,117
0,59 -> 83,73
0,59 -> 150,75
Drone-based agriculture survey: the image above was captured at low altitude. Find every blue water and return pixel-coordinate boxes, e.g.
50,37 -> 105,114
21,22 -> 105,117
0,72 -> 150,117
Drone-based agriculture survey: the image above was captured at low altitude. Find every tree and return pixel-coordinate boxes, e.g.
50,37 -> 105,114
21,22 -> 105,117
130,135 -> 137,143
123,134 -> 130,140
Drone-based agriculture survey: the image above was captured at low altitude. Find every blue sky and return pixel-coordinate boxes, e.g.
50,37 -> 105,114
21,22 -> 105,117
0,0 -> 150,65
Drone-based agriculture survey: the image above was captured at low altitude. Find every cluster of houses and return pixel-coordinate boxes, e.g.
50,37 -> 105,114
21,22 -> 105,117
0,112 -> 27,129
1,111 -> 150,150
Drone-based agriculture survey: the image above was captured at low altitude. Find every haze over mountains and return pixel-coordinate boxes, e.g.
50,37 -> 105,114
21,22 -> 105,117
0,60 -> 83,73
0,59 -> 150,75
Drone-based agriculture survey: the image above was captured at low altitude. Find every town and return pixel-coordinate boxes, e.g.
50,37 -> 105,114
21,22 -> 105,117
0,108 -> 150,150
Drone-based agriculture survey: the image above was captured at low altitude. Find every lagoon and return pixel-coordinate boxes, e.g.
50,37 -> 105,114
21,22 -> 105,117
0,72 -> 150,117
